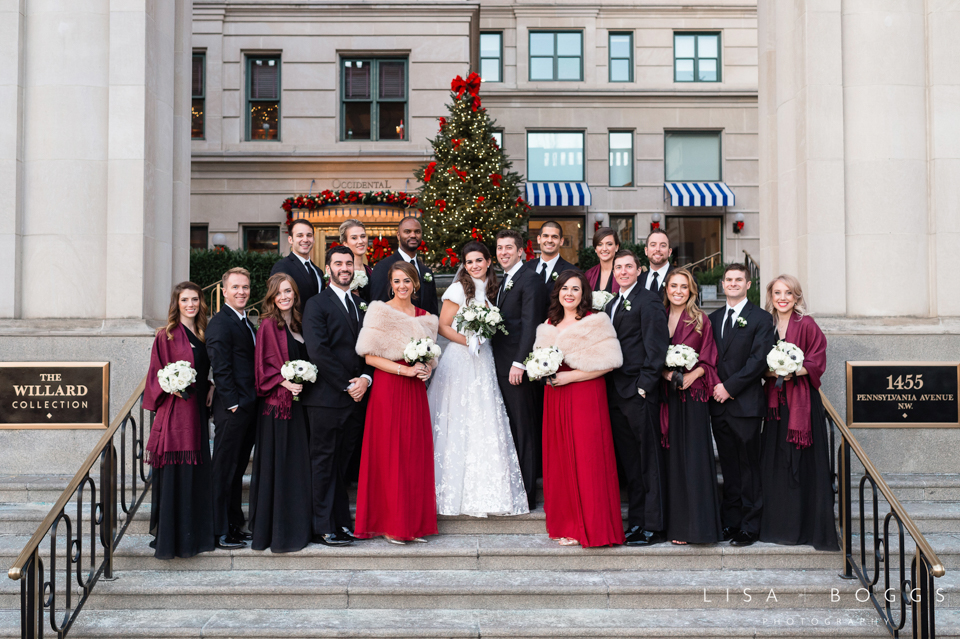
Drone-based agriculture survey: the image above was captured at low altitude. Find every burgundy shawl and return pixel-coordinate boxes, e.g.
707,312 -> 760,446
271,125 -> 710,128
766,314 -> 826,449
144,325 -> 201,467
660,310 -> 720,448
255,317 -> 292,420
584,263 -> 620,294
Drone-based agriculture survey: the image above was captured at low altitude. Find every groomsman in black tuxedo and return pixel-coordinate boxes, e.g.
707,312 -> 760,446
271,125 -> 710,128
604,250 -> 670,546
521,221 -> 576,292
301,246 -> 373,546
206,267 -> 258,549
638,229 -> 673,300
369,216 -> 438,315
709,263 -> 774,547
270,218 -> 325,312
492,229 -> 547,510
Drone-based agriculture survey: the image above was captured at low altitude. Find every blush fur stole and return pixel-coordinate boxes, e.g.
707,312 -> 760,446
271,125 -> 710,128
355,301 -> 439,361
533,312 -> 623,372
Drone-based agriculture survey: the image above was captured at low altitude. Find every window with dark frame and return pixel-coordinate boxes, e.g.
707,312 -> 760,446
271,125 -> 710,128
342,58 -> 407,141
247,56 -> 280,140
192,53 -> 205,139
243,226 -> 280,253
480,32 -> 503,83
529,31 -> 583,81
492,130 -> 503,148
527,131 -> 585,182
190,225 -> 208,250
664,131 -> 722,182
609,32 -> 633,82
608,131 -> 634,187
609,215 -> 635,245
674,33 -> 720,82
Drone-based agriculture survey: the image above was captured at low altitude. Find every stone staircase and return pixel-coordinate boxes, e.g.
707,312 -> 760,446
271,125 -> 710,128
1,473 -> 959,638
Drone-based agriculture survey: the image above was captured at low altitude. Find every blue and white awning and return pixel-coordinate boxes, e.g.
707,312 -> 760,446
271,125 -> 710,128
525,182 -> 592,207
664,182 -> 735,207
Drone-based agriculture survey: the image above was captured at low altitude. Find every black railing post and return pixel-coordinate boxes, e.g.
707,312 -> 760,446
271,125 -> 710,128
99,441 -> 117,580
840,438 -> 854,579
21,552 -> 41,639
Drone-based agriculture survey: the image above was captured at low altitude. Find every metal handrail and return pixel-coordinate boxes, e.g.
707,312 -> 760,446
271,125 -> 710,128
201,281 -> 263,321
821,390 -> 944,638
685,251 -> 722,273
9,376 -> 153,638
742,250 -> 760,282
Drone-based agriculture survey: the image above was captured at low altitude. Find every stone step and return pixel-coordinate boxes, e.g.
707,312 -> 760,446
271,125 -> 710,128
847,500 -> 960,535
0,607 -> 916,638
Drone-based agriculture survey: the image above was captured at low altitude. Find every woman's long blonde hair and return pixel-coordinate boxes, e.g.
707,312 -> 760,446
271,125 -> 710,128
663,268 -> 704,334
764,274 -> 807,318
164,282 -> 208,341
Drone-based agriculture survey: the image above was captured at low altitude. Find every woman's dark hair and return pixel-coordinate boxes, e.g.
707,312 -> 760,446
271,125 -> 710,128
261,273 -> 303,333
592,227 -> 620,249
547,270 -> 593,325
388,261 -> 420,301
454,241 -> 499,306
165,281 -> 208,341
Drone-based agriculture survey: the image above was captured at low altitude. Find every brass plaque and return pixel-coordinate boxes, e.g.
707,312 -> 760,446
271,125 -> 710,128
0,362 -> 109,429
846,361 -> 960,428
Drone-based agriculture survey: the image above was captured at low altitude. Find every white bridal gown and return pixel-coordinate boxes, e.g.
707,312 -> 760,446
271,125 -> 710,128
427,278 -> 529,517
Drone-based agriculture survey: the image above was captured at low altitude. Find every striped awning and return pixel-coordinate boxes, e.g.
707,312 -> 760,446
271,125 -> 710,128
525,182 -> 592,207
664,182 -> 735,207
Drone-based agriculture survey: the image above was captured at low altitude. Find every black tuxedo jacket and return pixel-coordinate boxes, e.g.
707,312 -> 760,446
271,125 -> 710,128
604,284 -> 669,402
301,286 -> 374,409
639,264 -> 673,301
491,263 -> 548,377
271,252 -> 324,312
369,252 -> 439,316
709,301 -> 775,418
206,307 -> 257,412
521,255 -> 577,295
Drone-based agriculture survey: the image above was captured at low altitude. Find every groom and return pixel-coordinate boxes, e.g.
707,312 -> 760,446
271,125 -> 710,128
491,229 -> 547,510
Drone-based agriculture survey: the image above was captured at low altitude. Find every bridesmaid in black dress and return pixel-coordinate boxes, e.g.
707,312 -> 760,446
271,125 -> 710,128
144,282 -> 215,560
584,227 -> 621,294
249,273 -> 313,553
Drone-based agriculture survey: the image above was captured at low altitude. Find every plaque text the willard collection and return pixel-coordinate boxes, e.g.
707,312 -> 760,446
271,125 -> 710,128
0,363 -> 110,429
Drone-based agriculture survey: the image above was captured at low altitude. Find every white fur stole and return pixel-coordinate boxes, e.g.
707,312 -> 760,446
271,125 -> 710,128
533,312 -> 623,372
355,301 -> 439,361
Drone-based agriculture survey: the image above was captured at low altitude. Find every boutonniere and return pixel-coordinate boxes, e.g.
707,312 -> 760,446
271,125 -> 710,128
505,279 -> 514,291
622,299 -> 631,312
551,271 -> 559,281
359,302 -> 368,312
423,272 -> 433,283
736,317 -> 748,328
323,272 -> 330,281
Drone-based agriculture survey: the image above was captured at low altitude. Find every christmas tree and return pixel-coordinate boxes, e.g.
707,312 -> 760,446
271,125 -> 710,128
415,72 -> 529,267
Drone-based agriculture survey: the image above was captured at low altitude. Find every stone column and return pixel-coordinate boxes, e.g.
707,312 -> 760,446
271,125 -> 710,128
0,0 -> 24,319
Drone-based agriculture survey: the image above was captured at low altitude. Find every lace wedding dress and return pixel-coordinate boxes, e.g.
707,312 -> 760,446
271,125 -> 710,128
427,278 -> 529,517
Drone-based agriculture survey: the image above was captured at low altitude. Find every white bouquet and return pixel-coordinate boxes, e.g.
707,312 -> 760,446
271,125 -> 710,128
404,337 -> 441,366
350,270 -> 369,291
767,340 -> 804,387
592,290 -> 615,311
665,344 -> 699,391
157,361 -> 197,400
454,300 -> 509,356
525,346 -> 564,381
281,359 -> 319,401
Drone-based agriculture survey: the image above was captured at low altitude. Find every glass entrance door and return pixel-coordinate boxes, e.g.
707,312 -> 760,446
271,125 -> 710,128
665,215 -> 721,267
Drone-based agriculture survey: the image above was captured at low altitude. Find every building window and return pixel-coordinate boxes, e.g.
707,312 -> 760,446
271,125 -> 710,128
192,53 -> 205,139
665,131 -> 721,182
527,132 -> 584,182
529,31 -> 582,81
243,226 -> 280,253
190,225 -> 208,250
247,56 -> 280,140
609,32 -> 633,82
609,215 -> 635,245
342,58 -> 407,141
674,33 -> 720,82
609,131 -> 633,187
480,32 -> 502,83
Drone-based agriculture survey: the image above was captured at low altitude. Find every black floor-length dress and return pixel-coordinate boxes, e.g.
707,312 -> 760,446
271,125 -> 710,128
759,390 -> 840,551
248,328 -> 312,553
149,328 -> 216,559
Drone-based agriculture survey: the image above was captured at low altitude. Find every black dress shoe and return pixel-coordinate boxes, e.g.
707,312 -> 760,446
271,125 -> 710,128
336,529 -> 358,543
624,526 -> 645,545
731,530 -> 758,547
721,526 -> 740,542
627,530 -> 666,547
312,533 -> 353,546
215,534 -> 246,550
230,526 -> 253,541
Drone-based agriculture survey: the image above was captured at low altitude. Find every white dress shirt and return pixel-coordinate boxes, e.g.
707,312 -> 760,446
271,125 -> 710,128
609,282 -> 637,324
498,261 -> 527,370
293,252 -> 324,292
721,297 -> 749,339
329,284 -> 373,387
396,247 -> 421,276
536,254 -> 560,282
643,263 -> 670,291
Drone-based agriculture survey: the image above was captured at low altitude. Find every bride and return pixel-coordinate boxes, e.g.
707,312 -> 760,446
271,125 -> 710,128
427,241 -> 529,517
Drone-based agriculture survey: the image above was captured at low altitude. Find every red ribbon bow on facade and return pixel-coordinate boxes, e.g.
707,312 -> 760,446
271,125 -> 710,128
451,72 -> 482,99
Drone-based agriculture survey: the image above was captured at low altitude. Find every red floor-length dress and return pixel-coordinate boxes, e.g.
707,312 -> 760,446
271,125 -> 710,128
355,307 -> 439,540
542,365 -> 625,547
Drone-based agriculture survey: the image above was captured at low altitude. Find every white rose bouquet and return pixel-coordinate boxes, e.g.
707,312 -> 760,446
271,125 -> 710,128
592,290 -> 615,311
766,340 -> 805,388
350,270 -> 369,291
665,344 -> 699,391
404,337 -> 441,366
454,300 -> 509,356
157,361 -> 197,400
280,359 -> 319,401
524,346 -> 564,382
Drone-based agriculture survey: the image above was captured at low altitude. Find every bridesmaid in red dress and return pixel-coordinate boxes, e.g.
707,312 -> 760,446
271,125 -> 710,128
354,261 -> 439,544
535,270 -> 625,547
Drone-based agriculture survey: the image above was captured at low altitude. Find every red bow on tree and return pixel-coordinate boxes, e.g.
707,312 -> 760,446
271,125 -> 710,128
448,166 -> 468,182
476,196 -> 485,205
423,162 -> 437,183
471,227 -> 482,241
435,199 -> 447,212
489,173 -> 502,187
451,72 -> 482,99
438,117 -> 446,130
524,240 -> 536,261
418,240 -> 428,254
472,96 -> 482,112
517,196 -> 531,211
452,138 -> 463,149
441,248 -> 460,267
